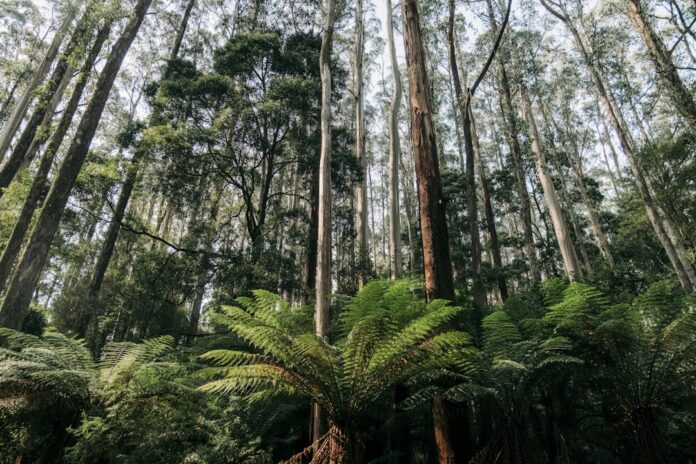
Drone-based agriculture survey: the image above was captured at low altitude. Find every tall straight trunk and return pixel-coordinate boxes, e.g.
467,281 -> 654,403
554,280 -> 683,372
386,0 -> 402,281
540,0 -> 696,291
20,67 -> 73,170
0,10 -> 93,196
447,0 -> 485,308
88,150 -> 144,295
471,112 -> 508,300
595,120 -> 621,197
88,0 -> 195,297
566,136 -> 614,266
354,0 -> 368,289
486,0 -> 540,283
0,0 -> 154,329
402,0 -> 454,303
546,140 -> 594,275
599,113 -> 623,180
521,85 -> 582,280
0,11 -> 75,164
0,22 -> 112,295
169,0 -> 195,62
402,2 -> 462,463
626,0 -> 696,131
540,101 -> 615,267
313,0 -> 336,448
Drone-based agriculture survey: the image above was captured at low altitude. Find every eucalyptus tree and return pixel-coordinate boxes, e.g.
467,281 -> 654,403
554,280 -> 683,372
540,0 -> 696,291
0,18 -> 113,294
520,82 -> 583,280
88,0 -> 196,298
0,0 -> 155,329
624,0 -> 696,132
314,0 -> 337,447
354,0 -> 368,289
0,5 -> 76,164
0,5 -> 101,199
486,0 -> 541,283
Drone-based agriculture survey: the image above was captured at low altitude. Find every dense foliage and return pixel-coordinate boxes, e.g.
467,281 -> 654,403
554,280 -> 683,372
0,0 -> 695,462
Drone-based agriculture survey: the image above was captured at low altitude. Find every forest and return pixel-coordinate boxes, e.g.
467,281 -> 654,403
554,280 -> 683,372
0,0 -> 695,462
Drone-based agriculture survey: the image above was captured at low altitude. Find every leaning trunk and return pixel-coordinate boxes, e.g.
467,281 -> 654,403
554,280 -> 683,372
0,22 -> 112,294
0,0 -> 153,329
486,0 -> 539,283
626,0 -> 696,131
521,85 -> 582,280
0,11 -> 75,163
447,0 -> 485,307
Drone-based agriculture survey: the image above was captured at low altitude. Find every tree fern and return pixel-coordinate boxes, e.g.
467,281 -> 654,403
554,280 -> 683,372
199,280 -> 475,463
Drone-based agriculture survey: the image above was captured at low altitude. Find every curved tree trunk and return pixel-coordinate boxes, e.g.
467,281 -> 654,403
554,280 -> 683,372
486,0 -> 540,283
447,0 -> 485,308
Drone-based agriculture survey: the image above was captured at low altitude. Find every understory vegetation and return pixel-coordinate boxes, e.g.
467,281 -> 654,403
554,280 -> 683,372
1,279 -> 695,463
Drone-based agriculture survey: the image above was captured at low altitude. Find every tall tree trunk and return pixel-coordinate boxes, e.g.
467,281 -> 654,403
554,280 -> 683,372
540,101 -> 615,267
20,67 -> 73,171
546,138 -> 594,275
88,151 -> 144,295
541,0 -> 696,291
313,0 -> 336,448
0,12 -> 75,164
386,0 -> 402,281
521,85 -> 583,280
0,0 -> 154,329
402,1 -> 462,463
486,0 -> 540,283
626,0 -> 696,131
354,0 -> 368,289
0,11 -> 94,197
447,0 -> 485,308
599,112 -> 624,181
471,112 -> 508,300
88,0 -> 195,298
0,22 -> 112,295
169,0 -> 195,62
402,0 -> 454,302
566,135 -> 614,266
595,120 -> 621,197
